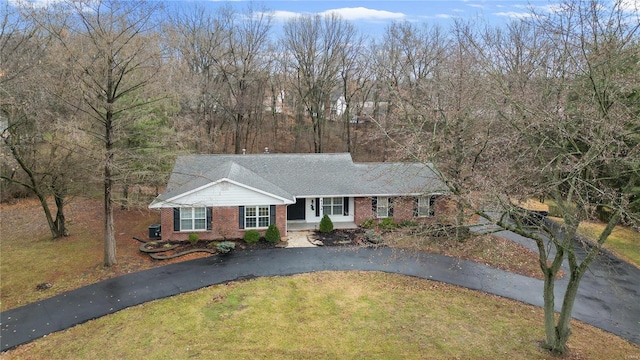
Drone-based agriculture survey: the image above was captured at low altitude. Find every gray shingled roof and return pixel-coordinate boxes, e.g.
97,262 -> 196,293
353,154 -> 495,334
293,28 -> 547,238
152,153 -> 447,206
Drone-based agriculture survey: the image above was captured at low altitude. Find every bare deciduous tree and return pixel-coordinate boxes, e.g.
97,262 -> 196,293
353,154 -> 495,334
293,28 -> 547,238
39,0 -> 162,266
470,0 -> 640,353
282,13 -> 357,153
0,4 -> 83,239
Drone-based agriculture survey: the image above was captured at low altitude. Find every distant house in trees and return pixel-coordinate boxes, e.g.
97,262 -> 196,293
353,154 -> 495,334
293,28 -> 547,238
332,96 -> 388,123
149,153 -> 449,241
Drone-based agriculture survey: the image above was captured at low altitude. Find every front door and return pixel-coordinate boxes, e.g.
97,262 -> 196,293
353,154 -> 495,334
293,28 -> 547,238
287,198 -> 306,220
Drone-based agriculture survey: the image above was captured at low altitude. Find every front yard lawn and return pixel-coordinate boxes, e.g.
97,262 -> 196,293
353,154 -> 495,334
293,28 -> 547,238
3,272 -> 638,359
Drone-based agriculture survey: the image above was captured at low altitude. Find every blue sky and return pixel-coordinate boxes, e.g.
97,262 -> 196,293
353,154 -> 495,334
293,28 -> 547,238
165,0 -> 566,38
6,0 -> 640,38
208,0 -> 556,35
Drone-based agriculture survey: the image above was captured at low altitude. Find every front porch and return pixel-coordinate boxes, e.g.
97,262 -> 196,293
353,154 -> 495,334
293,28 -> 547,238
287,221 -> 358,232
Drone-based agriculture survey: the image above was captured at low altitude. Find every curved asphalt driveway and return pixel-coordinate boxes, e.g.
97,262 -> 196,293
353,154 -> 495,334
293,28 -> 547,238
2,246 -> 639,351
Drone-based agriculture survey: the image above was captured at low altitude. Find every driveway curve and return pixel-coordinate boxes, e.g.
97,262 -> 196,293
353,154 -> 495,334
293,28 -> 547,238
2,246 -> 639,351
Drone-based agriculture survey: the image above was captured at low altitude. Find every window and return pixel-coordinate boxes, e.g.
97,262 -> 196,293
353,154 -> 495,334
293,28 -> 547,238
245,205 -> 270,229
376,197 -> 389,218
322,197 -> 343,216
415,196 -> 435,217
180,207 -> 207,231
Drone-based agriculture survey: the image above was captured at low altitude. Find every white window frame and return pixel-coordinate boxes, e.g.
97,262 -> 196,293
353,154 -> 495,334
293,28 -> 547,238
377,197 -> 389,218
417,196 -> 432,217
245,205 -> 270,229
180,207 -> 207,231
322,197 -> 343,216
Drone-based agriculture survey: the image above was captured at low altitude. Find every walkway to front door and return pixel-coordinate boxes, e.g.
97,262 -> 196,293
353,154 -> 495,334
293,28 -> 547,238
285,231 -> 316,248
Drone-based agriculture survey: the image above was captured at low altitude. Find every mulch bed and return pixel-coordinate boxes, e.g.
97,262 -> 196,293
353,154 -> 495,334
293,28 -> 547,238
139,239 -> 279,259
312,229 -> 366,246
139,229 -> 370,260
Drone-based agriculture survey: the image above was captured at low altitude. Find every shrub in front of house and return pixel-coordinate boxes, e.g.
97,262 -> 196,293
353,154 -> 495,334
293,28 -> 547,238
216,241 -> 236,254
244,229 -> 261,243
378,218 -> 398,231
188,233 -> 199,245
319,214 -> 334,233
360,218 -> 376,229
400,220 -> 418,228
364,229 -> 384,244
265,224 -> 281,243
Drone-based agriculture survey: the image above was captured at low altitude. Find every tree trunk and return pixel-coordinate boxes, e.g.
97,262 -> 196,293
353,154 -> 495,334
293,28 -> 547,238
542,269 -> 558,351
313,115 -> 322,153
5,142 -> 67,239
234,114 -> 243,154
121,184 -> 129,210
52,187 -> 68,237
345,104 -> 351,153
104,112 -> 117,266
455,195 -> 465,241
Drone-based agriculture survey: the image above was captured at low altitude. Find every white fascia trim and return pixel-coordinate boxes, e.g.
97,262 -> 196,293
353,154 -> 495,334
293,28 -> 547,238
224,178 -> 295,204
297,193 -> 444,199
150,178 -> 294,208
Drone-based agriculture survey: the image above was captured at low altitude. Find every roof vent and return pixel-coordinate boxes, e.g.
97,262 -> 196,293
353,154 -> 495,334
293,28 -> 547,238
264,147 -> 269,154
242,148 -> 246,155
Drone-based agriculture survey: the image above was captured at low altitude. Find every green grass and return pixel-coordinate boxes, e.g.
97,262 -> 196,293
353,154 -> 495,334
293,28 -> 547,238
576,222 -> 640,268
547,216 -> 640,268
4,272 -> 638,359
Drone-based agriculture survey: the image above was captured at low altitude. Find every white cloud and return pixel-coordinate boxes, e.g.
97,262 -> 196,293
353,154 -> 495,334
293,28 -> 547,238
435,14 -> 455,19
493,11 -> 535,19
319,7 -> 405,21
270,10 -> 305,21
8,0 -> 60,8
269,6 -> 405,22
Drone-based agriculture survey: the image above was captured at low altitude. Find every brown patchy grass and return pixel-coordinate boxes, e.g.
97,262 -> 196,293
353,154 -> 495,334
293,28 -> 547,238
385,232 -> 550,279
2,272 -> 638,360
0,197 -> 191,311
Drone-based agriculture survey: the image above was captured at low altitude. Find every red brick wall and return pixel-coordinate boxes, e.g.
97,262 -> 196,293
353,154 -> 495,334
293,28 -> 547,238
353,196 -> 450,226
354,197 -> 374,225
160,205 -> 286,241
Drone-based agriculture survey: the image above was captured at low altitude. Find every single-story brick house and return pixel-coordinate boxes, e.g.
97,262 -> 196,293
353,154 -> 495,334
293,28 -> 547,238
149,153 -> 449,241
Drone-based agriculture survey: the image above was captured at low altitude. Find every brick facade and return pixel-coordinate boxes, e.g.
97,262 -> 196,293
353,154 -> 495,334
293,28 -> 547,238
159,196 -> 450,241
160,205 -> 287,242
353,195 -> 449,225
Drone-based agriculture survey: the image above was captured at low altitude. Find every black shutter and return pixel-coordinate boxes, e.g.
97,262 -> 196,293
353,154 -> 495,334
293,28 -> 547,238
238,206 -> 245,229
413,197 -> 419,217
371,197 -> 377,217
388,197 -> 394,217
206,207 -> 212,230
315,198 -> 320,217
270,205 -> 276,225
343,197 -> 349,216
173,208 -> 180,231
429,196 -> 436,216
